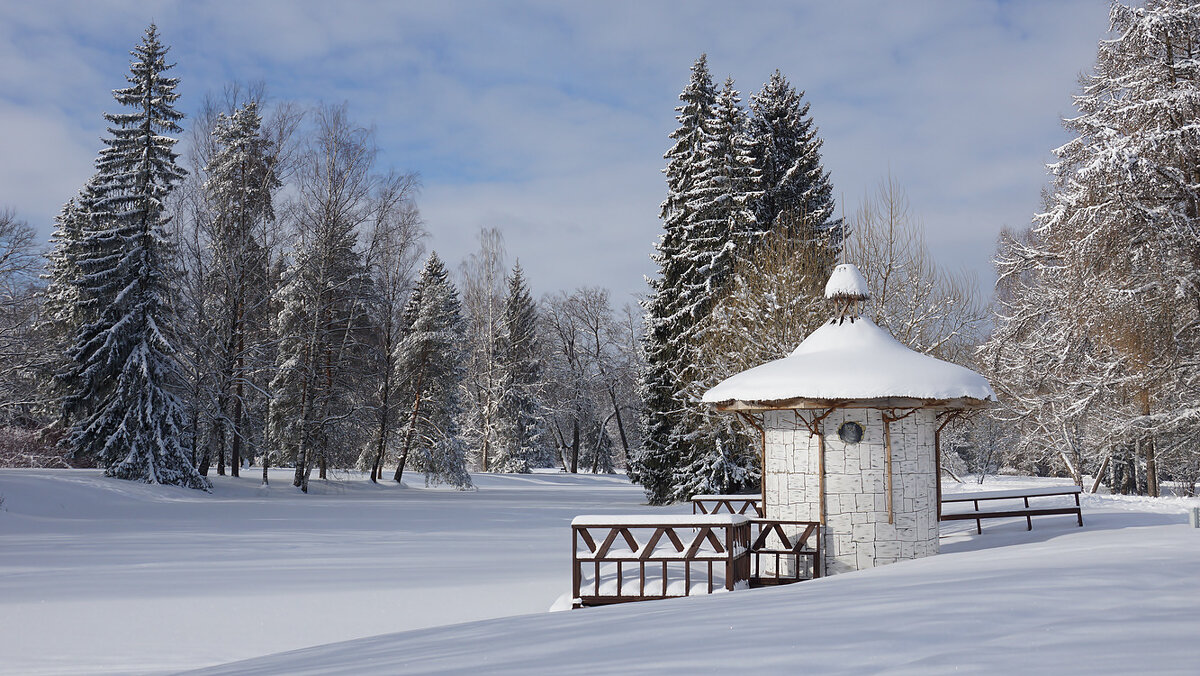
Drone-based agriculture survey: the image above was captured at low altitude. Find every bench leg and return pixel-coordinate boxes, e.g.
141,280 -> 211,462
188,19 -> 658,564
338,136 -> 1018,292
1024,497 -> 1032,530
975,500 -> 982,534
1075,493 -> 1083,527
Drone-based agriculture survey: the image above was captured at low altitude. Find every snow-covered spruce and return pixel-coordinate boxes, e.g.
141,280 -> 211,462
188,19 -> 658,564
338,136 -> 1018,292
58,25 -> 208,490
748,69 -> 841,242
393,253 -> 472,489
635,54 -> 755,504
491,262 -> 551,473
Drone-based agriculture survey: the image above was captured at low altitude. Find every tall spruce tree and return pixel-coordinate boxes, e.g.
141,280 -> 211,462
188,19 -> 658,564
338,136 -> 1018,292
492,262 -> 549,473
393,253 -> 471,488
748,70 -> 841,243
670,75 -> 762,500
59,25 -> 208,489
634,54 -> 718,504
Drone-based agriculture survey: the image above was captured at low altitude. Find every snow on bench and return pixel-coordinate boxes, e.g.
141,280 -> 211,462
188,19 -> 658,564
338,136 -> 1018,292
940,485 -> 1084,534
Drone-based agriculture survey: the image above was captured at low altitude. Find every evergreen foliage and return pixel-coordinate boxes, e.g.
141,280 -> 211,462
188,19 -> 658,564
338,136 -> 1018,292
635,56 -> 760,504
748,70 -> 841,243
634,55 -> 716,504
393,253 -> 471,488
58,25 -> 208,489
492,262 -> 549,473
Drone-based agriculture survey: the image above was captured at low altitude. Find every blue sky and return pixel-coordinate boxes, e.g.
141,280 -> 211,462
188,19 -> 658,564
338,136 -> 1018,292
0,1 -> 1111,304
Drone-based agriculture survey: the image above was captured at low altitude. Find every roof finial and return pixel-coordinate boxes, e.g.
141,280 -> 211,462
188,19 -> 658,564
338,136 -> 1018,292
824,263 -> 869,323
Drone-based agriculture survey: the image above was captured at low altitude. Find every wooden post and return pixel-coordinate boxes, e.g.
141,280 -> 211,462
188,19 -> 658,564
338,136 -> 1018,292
934,411 -> 959,522
883,415 -> 894,524
736,412 -> 767,519
817,431 -> 826,525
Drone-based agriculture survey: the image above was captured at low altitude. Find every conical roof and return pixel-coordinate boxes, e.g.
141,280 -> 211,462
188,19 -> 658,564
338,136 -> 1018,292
703,265 -> 995,411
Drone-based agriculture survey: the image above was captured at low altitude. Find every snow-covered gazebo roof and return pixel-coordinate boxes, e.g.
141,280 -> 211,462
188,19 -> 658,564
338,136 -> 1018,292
703,264 -> 995,411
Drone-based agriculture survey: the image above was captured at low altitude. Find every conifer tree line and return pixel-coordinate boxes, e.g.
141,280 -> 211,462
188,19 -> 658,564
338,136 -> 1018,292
8,6 -> 1192,502
0,24 -> 645,488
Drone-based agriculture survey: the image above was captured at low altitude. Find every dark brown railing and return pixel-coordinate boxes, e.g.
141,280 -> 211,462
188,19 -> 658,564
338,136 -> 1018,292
571,512 -> 822,608
571,516 -> 751,608
690,494 -> 764,517
748,518 -> 821,585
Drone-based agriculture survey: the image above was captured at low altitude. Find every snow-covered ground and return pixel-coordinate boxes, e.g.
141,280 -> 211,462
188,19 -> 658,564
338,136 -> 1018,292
2,470 -> 1198,675
0,469 -> 672,675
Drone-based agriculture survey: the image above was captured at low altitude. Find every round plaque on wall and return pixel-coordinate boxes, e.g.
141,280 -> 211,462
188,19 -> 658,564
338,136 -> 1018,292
837,421 -> 864,444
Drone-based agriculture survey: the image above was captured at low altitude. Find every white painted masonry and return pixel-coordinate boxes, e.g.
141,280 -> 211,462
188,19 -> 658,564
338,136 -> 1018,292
763,407 -> 938,574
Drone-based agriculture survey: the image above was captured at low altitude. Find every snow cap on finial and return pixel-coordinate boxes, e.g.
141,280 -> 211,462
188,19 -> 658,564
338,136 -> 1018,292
826,263 -> 869,323
825,263 -> 869,301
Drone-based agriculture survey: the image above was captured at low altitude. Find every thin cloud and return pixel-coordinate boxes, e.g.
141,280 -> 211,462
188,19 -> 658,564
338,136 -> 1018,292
0,0 -> 1110,303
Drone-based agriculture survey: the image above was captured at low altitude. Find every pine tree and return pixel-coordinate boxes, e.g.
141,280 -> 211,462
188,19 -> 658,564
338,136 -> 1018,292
393,253 -> 472,488
748,70 -> 841,243
492,262 -> 549,473
634,56 -> 716,503
59,25 -> 208,489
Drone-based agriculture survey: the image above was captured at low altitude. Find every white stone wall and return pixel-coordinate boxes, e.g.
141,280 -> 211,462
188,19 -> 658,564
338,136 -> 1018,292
762,408 -> 938,574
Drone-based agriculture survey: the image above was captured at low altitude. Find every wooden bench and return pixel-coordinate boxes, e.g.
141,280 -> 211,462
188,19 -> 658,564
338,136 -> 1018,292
940,485 -> 1084,534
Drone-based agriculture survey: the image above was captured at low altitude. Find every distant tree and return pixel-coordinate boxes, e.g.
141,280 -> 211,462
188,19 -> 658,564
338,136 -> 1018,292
59,25 -> 208,489
459,228 -> 506,471
267,104 -> 382,493
360,172 -> 425,482
0,209 -> 45,428
393,253 -> 471,488
492,262 -> 550,473
203,101 -> 281,477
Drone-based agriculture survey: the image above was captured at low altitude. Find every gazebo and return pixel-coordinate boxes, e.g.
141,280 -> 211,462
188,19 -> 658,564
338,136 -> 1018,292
702,263 -> 995,574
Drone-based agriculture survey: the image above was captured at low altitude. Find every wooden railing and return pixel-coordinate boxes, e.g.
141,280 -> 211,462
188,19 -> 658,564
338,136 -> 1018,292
749,519 -> 821,585
571,515 -> 751,608
571,514 -> 822,608
941,485 -> 1084,534
689,496 -> 821,585
691,494 -> 764,517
